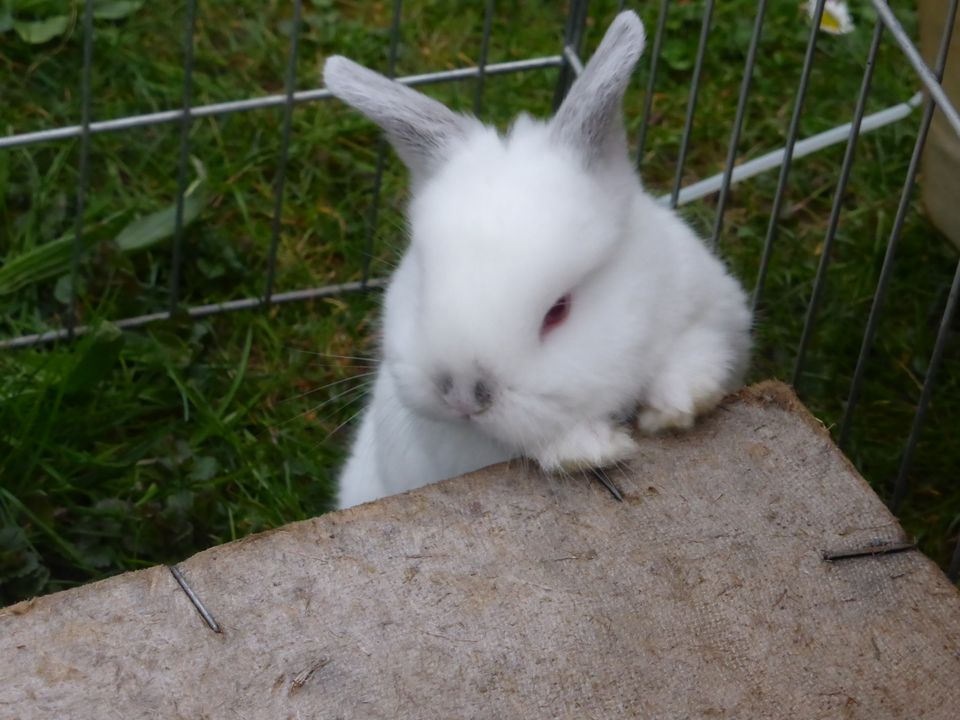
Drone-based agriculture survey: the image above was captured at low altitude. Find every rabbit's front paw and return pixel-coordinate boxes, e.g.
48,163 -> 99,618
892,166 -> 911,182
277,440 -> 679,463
637,370 -> 724,434
535,421 -> 638,472
636,405 -> 696,433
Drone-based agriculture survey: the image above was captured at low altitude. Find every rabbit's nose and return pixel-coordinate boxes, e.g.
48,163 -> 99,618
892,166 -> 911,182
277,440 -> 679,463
437,373 -> 494,417
472,380 -> 493,408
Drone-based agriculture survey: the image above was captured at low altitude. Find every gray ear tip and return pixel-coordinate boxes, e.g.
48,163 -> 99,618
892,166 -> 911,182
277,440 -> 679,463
610,10 -> 646,54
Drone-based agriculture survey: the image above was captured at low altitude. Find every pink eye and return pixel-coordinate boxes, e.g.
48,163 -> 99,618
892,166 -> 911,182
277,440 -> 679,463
541,293 -> 571,336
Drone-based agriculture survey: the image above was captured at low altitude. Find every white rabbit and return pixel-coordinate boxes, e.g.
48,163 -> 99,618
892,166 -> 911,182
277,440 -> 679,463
324,11 -> 751,509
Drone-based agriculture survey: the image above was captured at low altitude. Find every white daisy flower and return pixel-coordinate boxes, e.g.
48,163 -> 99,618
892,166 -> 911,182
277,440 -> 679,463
807,0 -> 855,35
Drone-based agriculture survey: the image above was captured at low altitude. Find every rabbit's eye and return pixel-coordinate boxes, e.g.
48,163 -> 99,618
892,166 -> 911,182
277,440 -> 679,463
541,293 -> 571,336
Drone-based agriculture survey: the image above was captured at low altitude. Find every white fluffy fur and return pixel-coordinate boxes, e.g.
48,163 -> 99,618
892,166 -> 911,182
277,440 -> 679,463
327,12 -> 752,509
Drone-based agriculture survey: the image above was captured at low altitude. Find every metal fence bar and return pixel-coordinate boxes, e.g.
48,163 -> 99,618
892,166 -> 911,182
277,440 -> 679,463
263,0 -> 303,305
669,0 -> 715,209
750,0 -> 825,315
0,280 -> 388,351
870,0 -> 960,138
552,0 -> 578,109
553,0 -> 589,109
168,0 -> 199,313
949,531 -> 960,582
838,0 -> 959,448
0,58 -> 564,152
791,19 -> 884,388
569,0 -> 590,62
66,0 -> 95,339
710,0 -> 767,248
473,0 -> 495,115
636,0 -> 668,167
673,94 -> 920,206
891,257 -> 960,512
563,45 -> 585,75
0,93 -> 924,351
360,0 -> 404,287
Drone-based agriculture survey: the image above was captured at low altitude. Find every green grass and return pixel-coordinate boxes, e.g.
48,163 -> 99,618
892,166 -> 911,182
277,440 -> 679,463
1,0 -> 958,605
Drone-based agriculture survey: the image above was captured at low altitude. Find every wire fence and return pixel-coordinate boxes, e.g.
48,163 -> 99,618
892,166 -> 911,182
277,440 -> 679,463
2,0 -> 959,575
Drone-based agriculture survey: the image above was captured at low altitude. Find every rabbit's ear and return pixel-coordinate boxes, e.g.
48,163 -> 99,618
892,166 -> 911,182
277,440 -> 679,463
324,56 -> 473,184
549,11 -> 645,167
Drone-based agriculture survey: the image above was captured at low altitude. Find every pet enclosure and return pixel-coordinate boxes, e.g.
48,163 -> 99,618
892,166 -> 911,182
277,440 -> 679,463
1,0 -> 959,589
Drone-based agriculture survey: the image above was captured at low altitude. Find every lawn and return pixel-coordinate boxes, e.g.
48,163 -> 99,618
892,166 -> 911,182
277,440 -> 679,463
1,0 -> 957,606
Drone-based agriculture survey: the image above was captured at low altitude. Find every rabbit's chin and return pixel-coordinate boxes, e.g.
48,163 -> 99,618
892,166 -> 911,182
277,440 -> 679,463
415,394 -> 640,476
388,360 -> 637,468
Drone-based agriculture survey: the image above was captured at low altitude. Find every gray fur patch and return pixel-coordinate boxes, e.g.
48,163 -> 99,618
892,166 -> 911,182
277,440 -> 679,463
323,56 -> 476,184
549,11 -> 646,167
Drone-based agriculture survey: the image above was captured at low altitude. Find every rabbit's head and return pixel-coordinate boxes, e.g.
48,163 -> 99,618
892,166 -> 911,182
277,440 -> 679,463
324,12 -> 653,457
